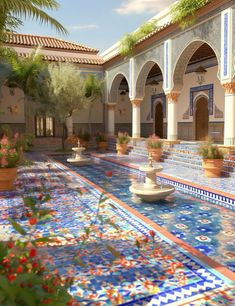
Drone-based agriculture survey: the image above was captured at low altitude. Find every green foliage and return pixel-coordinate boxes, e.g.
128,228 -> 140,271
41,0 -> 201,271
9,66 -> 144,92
0,0 -> 67,41
21,133 -> 35,152
38,63 -> 86,124
146,134 -> 162,149
95,133 -> 107,142
170,0 -> 211,29
0,190 -> 74,306
198,141 -> 224,159
5,47 -> 45,99
116,132 -> 130,145
120,20 -> 157,57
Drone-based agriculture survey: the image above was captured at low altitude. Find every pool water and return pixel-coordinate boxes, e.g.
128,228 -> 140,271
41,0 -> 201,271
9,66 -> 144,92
57,156 -> 235,273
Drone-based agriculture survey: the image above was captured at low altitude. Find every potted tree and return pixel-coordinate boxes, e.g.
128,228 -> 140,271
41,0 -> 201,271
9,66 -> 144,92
0,134 -> 21,191
198,141 -> 224,178
79,130 -> 90,148
116,132 -> 130,155
96,133 -> 108,151
146,134 -> 163,162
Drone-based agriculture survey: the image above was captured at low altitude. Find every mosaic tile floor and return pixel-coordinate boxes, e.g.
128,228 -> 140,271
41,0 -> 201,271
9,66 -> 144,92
0,155 -> 234,305
92,153 -> 235,197
56,156 -> 235,274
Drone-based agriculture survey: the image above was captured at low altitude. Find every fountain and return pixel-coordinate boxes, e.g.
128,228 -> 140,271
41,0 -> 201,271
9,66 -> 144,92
67,139 -> 91,166
129,154 -> 175,202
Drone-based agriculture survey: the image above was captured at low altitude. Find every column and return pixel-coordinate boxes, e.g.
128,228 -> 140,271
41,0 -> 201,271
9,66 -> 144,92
222,82 -> 235,146
107,103 -> 116,136
131,99 -> 142,138
66,116 -> 73,136
166,92 -> 180,141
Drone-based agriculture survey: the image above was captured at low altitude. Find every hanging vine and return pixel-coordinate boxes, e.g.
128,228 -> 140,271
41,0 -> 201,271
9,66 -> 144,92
170,0 -> 211,29
119,20 -> 157,57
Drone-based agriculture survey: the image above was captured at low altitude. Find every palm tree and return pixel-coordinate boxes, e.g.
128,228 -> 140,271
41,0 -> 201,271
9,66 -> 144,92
0,0 -> 67,39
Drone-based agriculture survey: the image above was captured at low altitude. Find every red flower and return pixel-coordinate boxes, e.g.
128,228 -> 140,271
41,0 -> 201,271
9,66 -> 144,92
7,241 -> 14,249
19,257 -> 27,264
7,274 -> 16,282
32,262 -> 39,269
29,218 -> 38,226
38,194 -> 43,201
16,265 -> 24,274
26,212 -> 33,218
105,171 -> 113,177
29,248 -> 37,257
149,230 -> 156,238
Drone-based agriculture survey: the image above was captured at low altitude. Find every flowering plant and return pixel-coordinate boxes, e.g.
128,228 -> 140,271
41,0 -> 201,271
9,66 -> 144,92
66,135 -> 79,146
0,134 -> 21,168
116,132 -> 130,145
146,134 -> 162,149
0,193 -> 76,305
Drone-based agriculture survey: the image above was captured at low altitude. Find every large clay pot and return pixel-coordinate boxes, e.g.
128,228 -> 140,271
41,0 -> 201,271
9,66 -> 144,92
202,159 -> 223,178
148,148 -> 162,162
98,141 -> 108,151
79,139 -> 89,149
0,168 -> 17,191
116,143 -> 127,155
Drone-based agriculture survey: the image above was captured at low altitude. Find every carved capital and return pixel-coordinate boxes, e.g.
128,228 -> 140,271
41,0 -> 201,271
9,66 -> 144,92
166,92 -> 180,103
222,82 -> 235,94
131,99 -> 142,107
107,103 -> 116,111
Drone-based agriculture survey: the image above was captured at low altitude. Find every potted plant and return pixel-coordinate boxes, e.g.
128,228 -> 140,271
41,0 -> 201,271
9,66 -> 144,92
116,132 -> 130,155
79,130 -> 90,148
198,141 -> 224,178
0,134 -> 21,191
96,133 -> 108,151
146,134 -> 163,162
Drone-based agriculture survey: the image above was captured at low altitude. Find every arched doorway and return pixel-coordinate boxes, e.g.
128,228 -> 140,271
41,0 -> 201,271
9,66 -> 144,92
195,97 -> 209,141
155,102 -> 163,138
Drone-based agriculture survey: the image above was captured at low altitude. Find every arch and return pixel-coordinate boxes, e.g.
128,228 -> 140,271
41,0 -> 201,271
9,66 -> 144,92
172,40 -> 220,92
108,73 -> 130,103
194,96 -> 209,141
135,60 -> 164,99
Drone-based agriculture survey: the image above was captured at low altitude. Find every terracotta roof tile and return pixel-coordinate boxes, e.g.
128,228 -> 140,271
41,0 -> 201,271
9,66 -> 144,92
4,33 -> 99,54
18,51 -> 104,65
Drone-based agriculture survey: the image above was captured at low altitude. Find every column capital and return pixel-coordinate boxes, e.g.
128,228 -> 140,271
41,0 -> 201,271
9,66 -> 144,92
131,98 -> 143,107
166,92 -> 180,103
107,103 -> 116,110
222,82 -> 235,94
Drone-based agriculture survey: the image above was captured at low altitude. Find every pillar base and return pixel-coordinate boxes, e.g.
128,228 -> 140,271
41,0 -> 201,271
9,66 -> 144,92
224,138 -> 235,146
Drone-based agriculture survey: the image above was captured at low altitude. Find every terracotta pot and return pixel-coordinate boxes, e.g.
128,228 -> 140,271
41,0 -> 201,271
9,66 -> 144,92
202,159 -> 223,178
98,141 -> 108,151
0,168 -> 17,191
148,148 -> 162,162
79,139 -> 89,149
116,143 -> 127,155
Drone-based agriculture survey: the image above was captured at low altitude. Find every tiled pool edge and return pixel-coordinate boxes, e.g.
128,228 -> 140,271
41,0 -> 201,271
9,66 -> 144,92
91,153 -> 235,211
49,156 -> 235,284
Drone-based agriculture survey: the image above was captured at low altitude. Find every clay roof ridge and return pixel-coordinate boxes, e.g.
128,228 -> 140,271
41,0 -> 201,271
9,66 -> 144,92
4,32 -> 99,53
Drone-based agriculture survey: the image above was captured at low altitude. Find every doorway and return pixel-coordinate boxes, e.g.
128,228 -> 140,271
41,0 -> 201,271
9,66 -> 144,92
195,97 -> 209,141
35,116 -> 55,137
155,102 -> 163,138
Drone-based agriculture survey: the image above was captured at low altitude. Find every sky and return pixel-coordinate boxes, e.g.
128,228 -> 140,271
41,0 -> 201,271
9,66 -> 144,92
20,0 -> 175,53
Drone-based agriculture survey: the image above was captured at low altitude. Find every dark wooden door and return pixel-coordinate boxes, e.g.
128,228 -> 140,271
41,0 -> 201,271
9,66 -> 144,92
195,98 -> 209,141
155,102 -> 163,138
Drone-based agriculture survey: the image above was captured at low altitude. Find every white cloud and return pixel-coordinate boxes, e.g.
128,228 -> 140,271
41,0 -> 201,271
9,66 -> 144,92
115,0 -> 175,15
69,24 -> 98,31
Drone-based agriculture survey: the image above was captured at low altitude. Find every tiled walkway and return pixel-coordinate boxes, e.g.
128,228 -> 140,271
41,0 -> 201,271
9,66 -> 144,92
0,154 -> 235,305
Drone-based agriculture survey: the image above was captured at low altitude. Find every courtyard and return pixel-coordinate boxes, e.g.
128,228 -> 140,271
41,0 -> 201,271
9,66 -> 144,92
0,0 -> 235,305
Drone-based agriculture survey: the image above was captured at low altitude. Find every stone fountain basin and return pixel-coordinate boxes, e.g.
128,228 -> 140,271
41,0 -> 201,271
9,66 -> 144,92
67,157 -> 91,166
139,165 -> 163,173
129,184 -> 175,202
72,147 -> 85,152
